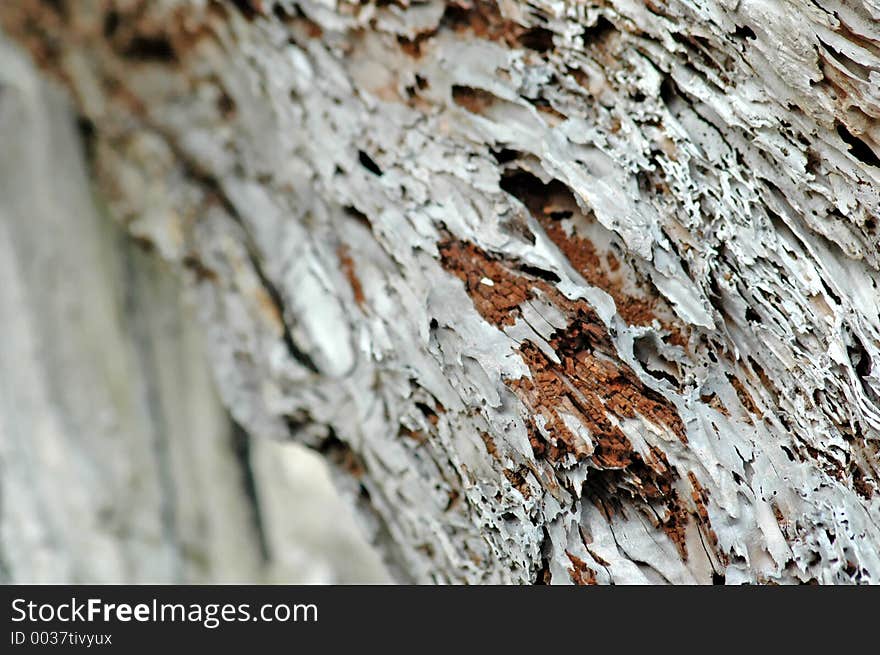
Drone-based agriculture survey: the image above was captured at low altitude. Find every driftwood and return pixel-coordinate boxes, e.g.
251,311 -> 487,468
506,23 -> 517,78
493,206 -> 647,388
2,0 -> 879,584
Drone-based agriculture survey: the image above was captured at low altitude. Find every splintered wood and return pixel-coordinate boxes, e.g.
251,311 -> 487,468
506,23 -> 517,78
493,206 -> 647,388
3,0 -> 878,584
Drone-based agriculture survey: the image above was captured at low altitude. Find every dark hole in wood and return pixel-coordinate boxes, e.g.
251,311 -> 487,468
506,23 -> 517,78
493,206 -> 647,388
837,122 -> 880,168
519,27 -> 554,53
120,36 -> 177,63
344,205 -> 372,227
217,91 -> 236,117
103,10 -> 120,38
519,264 -> 561,284
499,168 -> 578,220
581,16 -> 615,43
659,76 -> 678,108
358,150 -> 383,176
490,148 -> 522,164
733,24 -> 756,40
230,0 -> 259,21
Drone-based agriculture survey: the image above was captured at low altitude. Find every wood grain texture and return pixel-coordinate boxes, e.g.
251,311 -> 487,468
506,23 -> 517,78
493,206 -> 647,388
2,0 -> 878,584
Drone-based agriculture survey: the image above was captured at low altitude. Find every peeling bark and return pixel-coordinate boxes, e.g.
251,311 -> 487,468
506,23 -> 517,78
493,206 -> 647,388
2,0 -> 879,584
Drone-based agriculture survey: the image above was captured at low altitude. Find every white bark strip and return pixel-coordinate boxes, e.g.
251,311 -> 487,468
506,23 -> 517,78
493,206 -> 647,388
3,0 -> 878,584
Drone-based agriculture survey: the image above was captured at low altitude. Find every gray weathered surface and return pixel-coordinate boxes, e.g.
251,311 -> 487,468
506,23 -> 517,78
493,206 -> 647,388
2,0 -> 878,584
0,37 -> 387,583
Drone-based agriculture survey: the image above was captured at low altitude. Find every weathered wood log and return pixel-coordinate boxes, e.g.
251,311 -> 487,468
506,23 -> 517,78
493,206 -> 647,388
2,0 -> 878,584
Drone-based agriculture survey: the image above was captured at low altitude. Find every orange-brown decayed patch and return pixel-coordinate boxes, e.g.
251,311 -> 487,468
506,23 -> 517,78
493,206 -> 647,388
438,240 -> 533,326
503,467 -> 532,499
438,236 -> 702,557
398,30 -> 436,58
661,503 -> 691,558
851,463 -> 875,500
546,311 -> 689,445
182,253 -> 220,282
498,169 -> 689,345
700,391 -> 730,416
337,245 -> 366,308
451,85 -> 497,114
566,552 -> 597,585
438,238 -> 688,455
479,431 -> 499,459
299,15 -> 324,39
688,471 -> 721,551
727,374 -> 760,422
542,220 -> 658,326
441,1 -> 526,48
